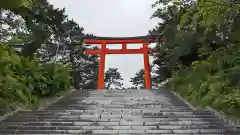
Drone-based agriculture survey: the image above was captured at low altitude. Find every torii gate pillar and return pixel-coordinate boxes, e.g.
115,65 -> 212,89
143,41 -> 151,89
98,42 -> 106,89
84,36 -> 159,90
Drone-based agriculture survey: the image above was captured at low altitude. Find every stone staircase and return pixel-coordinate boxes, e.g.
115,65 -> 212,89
0,88 -> 239,135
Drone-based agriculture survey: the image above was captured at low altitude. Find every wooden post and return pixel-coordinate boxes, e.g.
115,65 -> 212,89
143,41 -> 151,89
97,41 -> 106,90
122,43 -> 127,50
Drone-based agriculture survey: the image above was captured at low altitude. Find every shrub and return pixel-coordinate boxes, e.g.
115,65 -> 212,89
0,44 -> 71,113
168,44 -> 240,118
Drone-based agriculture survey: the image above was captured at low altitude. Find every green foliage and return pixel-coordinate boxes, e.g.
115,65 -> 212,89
104,68 -> 123,89
1,0 -> 67,58
0,0 -> 98,115
20,0 -> 68,58
1,0 -> 98,90
31,63 -> 71,97
130,69 -> 145,89
0,44 -> 71,113
151,0 -> 240,119
0,0 -> 33,10
49,20 -> 99,89
130,66 -> 159,89
169,44 -> 240,116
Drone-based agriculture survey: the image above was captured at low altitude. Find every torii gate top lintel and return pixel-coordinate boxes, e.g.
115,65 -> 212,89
83,34 -> 163,90
83,34 -> 164,44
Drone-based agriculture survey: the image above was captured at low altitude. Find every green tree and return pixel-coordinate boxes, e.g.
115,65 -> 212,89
0,0 -> 99,115
20,0 -> 67,58
0,1 -> 100,90
151,0 -> 240,121
51,20 -> 99,89
1,0 -> 67,59
150,0 -> 198,81
129,67 -> 159,89
0,44 -> 71,114
1,0 -> 34,10
104,68 -> 124,89
130,69 -> 145,89
0,11 -> 29,45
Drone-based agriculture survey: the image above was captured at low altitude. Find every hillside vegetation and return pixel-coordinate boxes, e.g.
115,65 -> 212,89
0,45 -> 70,113
0,0 -> 98,114
151,0 -> 240,121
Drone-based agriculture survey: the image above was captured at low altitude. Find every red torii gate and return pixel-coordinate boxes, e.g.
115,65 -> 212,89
83,35 -> 163,90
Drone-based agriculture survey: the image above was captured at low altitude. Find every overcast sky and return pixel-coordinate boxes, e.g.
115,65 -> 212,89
48,0 -> 159,87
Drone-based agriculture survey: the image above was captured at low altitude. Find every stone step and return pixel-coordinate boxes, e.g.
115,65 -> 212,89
0,89 -> 237,135
0,129 -> 238,134
18,108 -> 194,113
48,104 -> 190,108
49,104 -> 190,107
3,117 -> 224,123
46,107 -> 191,111
15,110 -> 212,115
13,110 -> 213,116
8,113 -> 218,119
0,125 -> 232,130
1,120 -> 228,126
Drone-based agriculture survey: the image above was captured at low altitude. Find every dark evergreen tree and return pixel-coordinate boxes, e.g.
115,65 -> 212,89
129,69 -> 145,89
104,68 -> 124,89
151,0 -> 240,120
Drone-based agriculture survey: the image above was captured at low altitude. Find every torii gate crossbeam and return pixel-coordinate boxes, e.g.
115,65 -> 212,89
83,35 -> 163,90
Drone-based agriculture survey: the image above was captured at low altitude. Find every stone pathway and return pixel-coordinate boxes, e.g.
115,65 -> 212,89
0,88 -> 239,134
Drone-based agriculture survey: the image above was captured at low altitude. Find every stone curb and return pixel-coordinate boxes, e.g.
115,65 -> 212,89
0,108 -> 25,122
159,85 -> 196,110
171,91 -> 196,110
37,89 -> 76,111
0,89 -> 76,122
171,90 -> 239,130
206,106 -> 238,130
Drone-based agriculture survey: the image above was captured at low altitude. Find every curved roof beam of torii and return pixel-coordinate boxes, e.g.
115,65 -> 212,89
81,33 -> 164,44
